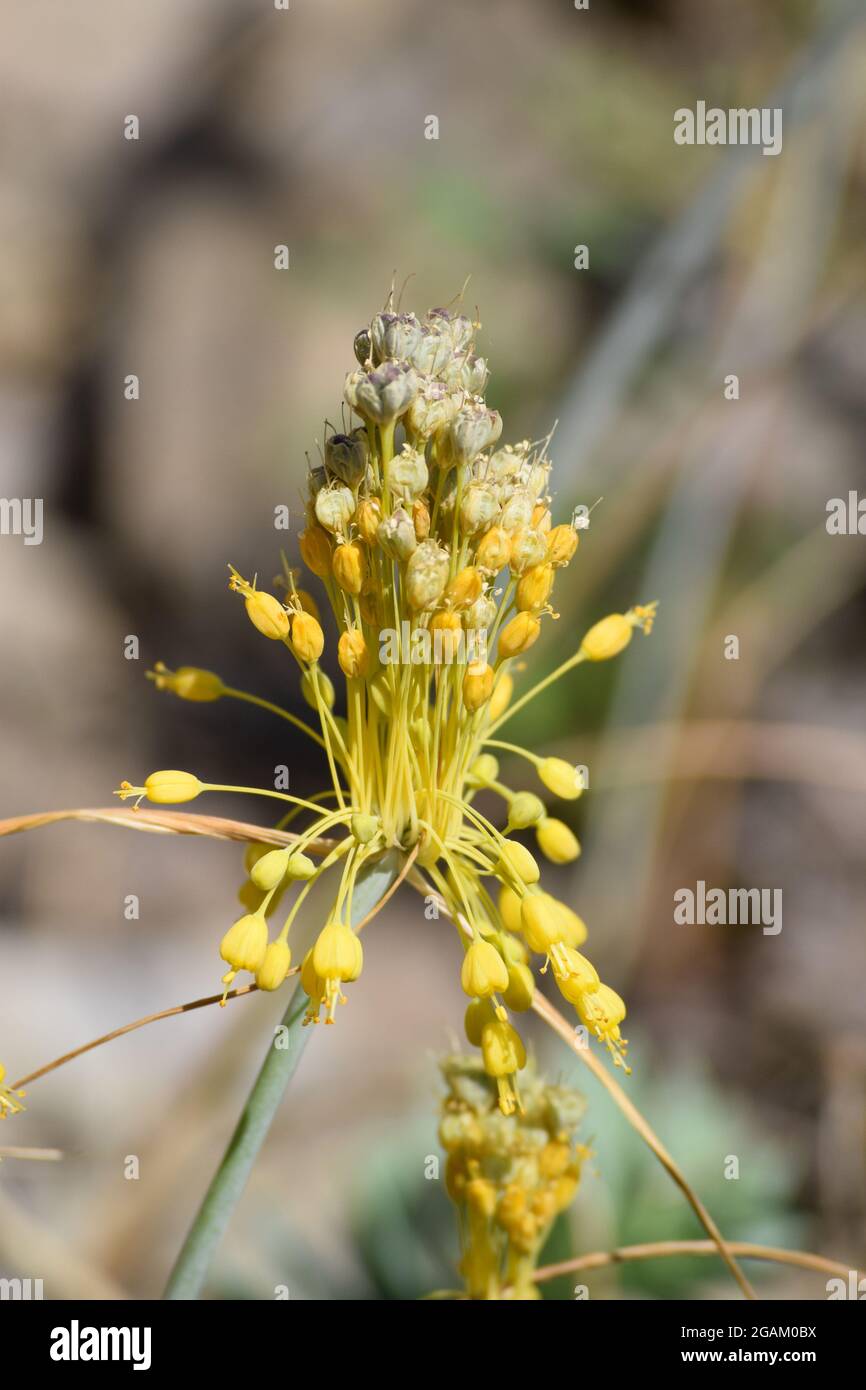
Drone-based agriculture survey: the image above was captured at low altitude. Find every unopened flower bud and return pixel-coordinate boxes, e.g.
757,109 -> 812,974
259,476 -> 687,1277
332,539 -> 367,595
351,813 -> 380,844
516,563 -> 554,612
503,961 -> 535,1012
286,852 -> 316,880
507,791 -> 546,830
251,848 -> 291,891
377,507 -> 417,561
412,497 -> 431,539
547,524 -> 579,568
498,612 -> 541,660
488,670 -> 513,720
430,610 -> 463,663
469,753 -> 499,784
475,525 -> 511,573
537,757 -> 583,801
445,565 -> 483,609
497,840 -> 540,885
338,629 -> 370,678
536,817 -> 580,864
354,360 -> 418,424
301,668 -> 334,710
356,496 -> 382,545
299,525 -> 332,579
290,610 -> 324,664
463,662 -> 495,712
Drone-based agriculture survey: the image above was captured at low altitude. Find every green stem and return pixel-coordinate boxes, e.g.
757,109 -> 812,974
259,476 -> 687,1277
162,850 -> 403,1300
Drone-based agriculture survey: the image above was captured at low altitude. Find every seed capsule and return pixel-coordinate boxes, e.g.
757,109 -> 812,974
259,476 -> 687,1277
412,497 -> 431,540
498,488 -> 533,534
325,429 -> 369,488
353,328 -> 372,365
405,540 -> 450,610
314,484 -> 355,536
370,310 -> 422,364
410,323 -> 452,376
460,481 -> 499,536
450,405 -> 502,465
354,360 -> 418,424
385,445 -> 428,501
377,508 -> 417,561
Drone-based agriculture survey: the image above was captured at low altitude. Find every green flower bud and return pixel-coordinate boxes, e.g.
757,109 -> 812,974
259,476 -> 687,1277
507,791 -> 546,830
250,848 -> 291,891
301,667 -> 334,711
351,813 -> 380,844
286,851 -> 316,880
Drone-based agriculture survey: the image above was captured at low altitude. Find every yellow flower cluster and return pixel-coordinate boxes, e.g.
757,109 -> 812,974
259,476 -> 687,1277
116,296 -> 656,1095
439,1054 -> 588,1299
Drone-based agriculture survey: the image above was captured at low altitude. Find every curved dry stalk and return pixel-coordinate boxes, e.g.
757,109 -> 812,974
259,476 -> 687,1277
534,1239 -> 864,1287
0,1146 -> 64,1162
11,982 -> 270,1090
0,807 -> 338,854
531,992 -> 757,1300
407,868 -> 757,1300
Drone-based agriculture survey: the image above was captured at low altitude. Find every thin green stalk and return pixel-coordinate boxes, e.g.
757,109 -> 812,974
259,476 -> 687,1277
163,850 -> 402,1299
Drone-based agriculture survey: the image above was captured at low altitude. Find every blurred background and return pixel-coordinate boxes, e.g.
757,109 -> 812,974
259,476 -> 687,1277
1,0 -> 864,1299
